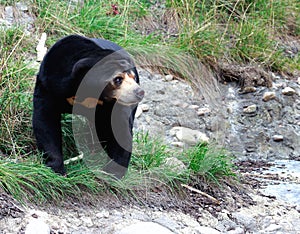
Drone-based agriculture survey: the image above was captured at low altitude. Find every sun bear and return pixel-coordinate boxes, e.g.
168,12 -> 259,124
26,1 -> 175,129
33,35 -> 144,178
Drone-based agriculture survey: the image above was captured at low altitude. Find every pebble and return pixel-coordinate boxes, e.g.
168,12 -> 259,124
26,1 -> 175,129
135,105 -> 143,118
282,87 -> 296,96
170,141 -> 185,148
243,104 -> 257,114
197,107 -> 211,116
273,135 -> 284,142
262,91 -> 276,101
263,223 -> 282,232
197,226 -> 221,234
170,127 -> 209,145
240,86 -> 257,93
140,103 -> 150,112
25,218 -> 50,234
116,222 -> 174,234
163,157 -> 187,174
164,74 -> 173,81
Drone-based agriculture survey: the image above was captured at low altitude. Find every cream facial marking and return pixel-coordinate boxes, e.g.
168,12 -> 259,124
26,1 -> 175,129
112,72 -> 144,105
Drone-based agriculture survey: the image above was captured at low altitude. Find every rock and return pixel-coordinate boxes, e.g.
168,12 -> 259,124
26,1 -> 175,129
140,104 -> 150,112
164,74 -> 173,81
282,87 -> 296,96
240,86 -> 257,94
197,107 -> 211,116
232,212 -> 257,231
16,2 -> 29,11
189,104 -> 199,110
25,219 -> 50,234
243,104 -> 257,114
226,227 -> 244,234
135,105 -> 143,118
36,33 -> 47,62
263,91 -> 276,101
297,77 -> 300,85
197,226 -> 221,234
263,224 -> 282,232
164,157 -> 187,174
273,135 -> 284,142
116,222 -> 174,234
170,141 -> 185,148
170,127 -> 209,145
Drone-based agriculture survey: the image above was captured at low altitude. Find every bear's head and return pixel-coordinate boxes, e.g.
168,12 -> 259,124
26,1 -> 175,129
102,69 -> 144,106
67,52 -> 144,108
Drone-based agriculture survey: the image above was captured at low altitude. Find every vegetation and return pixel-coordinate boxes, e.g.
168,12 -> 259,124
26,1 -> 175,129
0,0 -> 299,201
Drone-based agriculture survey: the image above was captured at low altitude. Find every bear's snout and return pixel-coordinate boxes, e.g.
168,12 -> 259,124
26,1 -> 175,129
134,88 -> 145,101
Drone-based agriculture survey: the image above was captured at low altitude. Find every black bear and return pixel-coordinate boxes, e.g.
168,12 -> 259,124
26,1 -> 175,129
33,35 -> 144,178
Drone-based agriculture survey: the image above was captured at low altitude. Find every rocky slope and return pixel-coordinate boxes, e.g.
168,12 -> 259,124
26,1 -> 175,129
0,1 -> 300,233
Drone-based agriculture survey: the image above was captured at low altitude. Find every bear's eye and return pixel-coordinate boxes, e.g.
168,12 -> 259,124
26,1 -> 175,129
113,76 -> 123,86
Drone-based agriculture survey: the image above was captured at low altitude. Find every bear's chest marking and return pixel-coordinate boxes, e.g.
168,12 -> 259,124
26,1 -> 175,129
66,96 -> 103,108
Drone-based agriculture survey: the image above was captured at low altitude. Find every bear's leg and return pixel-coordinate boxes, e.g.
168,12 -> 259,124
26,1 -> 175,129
33,96 -> 66,175
95,105 -> 136,179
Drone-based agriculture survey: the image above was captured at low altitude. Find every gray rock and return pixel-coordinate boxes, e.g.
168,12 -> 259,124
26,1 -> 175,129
197,107 -> 211,116
164,74 -> 173,81
263,224 -> 282,232
282,87 -> 296,96
263,91 -> 276,101
135,105 -> 143,118
25,219 -> 50,234
243,104 -> 257,114
140,104 -> 150,112
170,127 -> 209,145
232,212 -> 257,231
273,135 -> 284,142
163,157 -> 187,174
197,226 -> 221,234
170,141 -> 185,148
16,2 -> 29,11
116,222 -> 174,234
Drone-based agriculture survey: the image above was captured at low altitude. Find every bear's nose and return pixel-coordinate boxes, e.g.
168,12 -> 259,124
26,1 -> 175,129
134,88 -> 145,100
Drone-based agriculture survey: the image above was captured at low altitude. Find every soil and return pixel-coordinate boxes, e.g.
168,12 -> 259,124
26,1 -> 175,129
0,160 -> 286,225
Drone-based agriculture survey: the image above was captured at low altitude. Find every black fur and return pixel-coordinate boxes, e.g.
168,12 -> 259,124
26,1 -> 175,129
33,35 -> 138,178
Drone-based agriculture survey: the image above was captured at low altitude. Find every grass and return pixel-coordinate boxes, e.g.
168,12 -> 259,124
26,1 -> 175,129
0,0 -> 299,201
0,133 -> 236,202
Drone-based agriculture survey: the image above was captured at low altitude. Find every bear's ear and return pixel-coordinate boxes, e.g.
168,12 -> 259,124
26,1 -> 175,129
71,57 -> 97,79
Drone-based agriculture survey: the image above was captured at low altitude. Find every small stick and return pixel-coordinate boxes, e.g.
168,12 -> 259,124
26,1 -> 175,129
181,184 -> 220,205
64,152 -> 84,165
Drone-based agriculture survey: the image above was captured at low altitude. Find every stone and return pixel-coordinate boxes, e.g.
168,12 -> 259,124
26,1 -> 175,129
116,222 -> 174,234
36,33 -> 47,62
135,105 -> 143,118
240,86 -> 257,94
16,2 -> 29,11
197,107 -> 211,116
164,74 -> 173,81
264,224 -> 282,232
170,141 -> 185,148
232,212 -> 257,231
189,104 -> 199,110
140,104 -> 150,112
282,87 -> 296,96
197,226 -> 221,234
273,135 -> 284,142
297,77 -> 300,85
170,127 -> 209,145
25,218 -> 50,234
263,91 -> 276,101
243,104 -> 257,114
164,157 -> 187,174
226,227 -> 244,234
